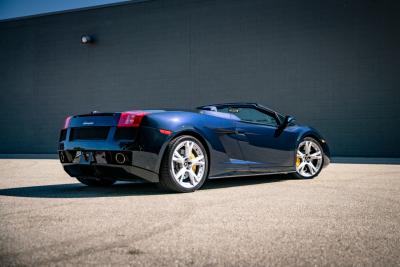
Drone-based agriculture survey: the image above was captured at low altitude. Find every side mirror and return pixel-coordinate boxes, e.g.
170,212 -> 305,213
282,115 -> 295,127
275,115 -> 295,136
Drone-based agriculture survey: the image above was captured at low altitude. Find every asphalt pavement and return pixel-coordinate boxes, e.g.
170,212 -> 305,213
0,159 -> 399,266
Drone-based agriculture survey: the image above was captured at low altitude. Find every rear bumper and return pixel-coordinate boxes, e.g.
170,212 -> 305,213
62,162 -> 159,183
59,150 -> 159,183
58,125 -> 173,182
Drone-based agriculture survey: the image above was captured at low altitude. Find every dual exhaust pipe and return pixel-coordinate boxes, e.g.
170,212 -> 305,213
59,151 -> 128,165
114,152 -> 127,165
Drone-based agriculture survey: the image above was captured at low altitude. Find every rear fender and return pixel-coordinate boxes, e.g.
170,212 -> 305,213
154,127 -> 211,174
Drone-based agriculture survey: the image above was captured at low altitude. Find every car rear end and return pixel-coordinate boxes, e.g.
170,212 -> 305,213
58,111 -> 172,183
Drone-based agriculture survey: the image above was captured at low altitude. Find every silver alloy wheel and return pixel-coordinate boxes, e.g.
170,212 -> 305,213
296,140 -> 323,178
171,140 -> 206,189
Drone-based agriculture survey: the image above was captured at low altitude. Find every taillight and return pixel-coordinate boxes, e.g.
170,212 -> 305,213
117,111 -> 148,127
63,116 -> 72,129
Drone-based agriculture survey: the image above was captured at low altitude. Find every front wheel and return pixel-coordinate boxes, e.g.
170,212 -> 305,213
76,177 -> 116,187
159,135 -> 209,193
291,137 -> 324,179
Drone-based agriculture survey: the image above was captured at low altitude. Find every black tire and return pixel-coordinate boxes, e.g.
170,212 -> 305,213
76,176 -> 116,187
158,135 -> 209,193
291,137 -> 324,179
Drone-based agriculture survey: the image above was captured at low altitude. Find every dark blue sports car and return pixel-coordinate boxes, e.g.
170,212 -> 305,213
58,103 -> 330,192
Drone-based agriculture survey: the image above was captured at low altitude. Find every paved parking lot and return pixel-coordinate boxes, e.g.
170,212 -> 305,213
0,159 -> 399,266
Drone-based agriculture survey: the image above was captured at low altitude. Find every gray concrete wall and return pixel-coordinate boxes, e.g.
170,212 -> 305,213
0,0 -> 399,156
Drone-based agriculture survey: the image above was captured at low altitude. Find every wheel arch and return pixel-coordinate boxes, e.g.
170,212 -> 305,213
155,129 -> 211,175
299,132 -> 330,158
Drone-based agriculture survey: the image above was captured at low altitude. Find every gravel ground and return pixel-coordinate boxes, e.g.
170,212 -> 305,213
0,159 -> 399,266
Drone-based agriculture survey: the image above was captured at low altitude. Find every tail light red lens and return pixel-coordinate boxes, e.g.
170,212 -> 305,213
118,111 -> 148,127
63,116 -> 72,129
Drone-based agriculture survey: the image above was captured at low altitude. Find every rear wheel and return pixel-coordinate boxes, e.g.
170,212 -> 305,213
76,177 -> 116,187
159,135 -> 209,193
291,137 -> 324,179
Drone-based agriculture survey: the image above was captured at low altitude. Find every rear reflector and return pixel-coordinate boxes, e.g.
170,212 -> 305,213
159,129 -> 172,135
63,116 -> 72,129
117,111 -> 148,127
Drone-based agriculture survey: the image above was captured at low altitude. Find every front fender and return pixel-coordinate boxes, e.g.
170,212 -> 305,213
297,128 -> 331,166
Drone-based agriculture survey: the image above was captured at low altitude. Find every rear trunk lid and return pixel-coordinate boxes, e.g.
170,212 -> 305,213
69,112 -> 119,128
66,113 -> 120,142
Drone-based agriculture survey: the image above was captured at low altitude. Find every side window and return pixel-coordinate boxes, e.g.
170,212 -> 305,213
218,107 -> 278,126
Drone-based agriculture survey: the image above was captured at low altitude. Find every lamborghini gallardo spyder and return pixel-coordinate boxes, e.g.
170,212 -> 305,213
58,103 -> 330,192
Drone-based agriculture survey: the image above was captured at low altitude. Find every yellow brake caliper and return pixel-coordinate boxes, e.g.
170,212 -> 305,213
296,156 -> 301,167
189,153 -> 197,172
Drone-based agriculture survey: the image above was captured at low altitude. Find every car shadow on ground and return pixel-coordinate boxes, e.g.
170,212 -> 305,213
0,175 -> 290,198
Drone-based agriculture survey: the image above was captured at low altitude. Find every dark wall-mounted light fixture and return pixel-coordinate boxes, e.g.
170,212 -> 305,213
81,35 -> 93,44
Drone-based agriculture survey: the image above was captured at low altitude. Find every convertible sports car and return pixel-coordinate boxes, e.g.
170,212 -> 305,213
58,103 -> 330,192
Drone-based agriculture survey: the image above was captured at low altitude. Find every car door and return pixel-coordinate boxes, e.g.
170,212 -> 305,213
219,106 -> 297,173
200,110 -> 251,177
